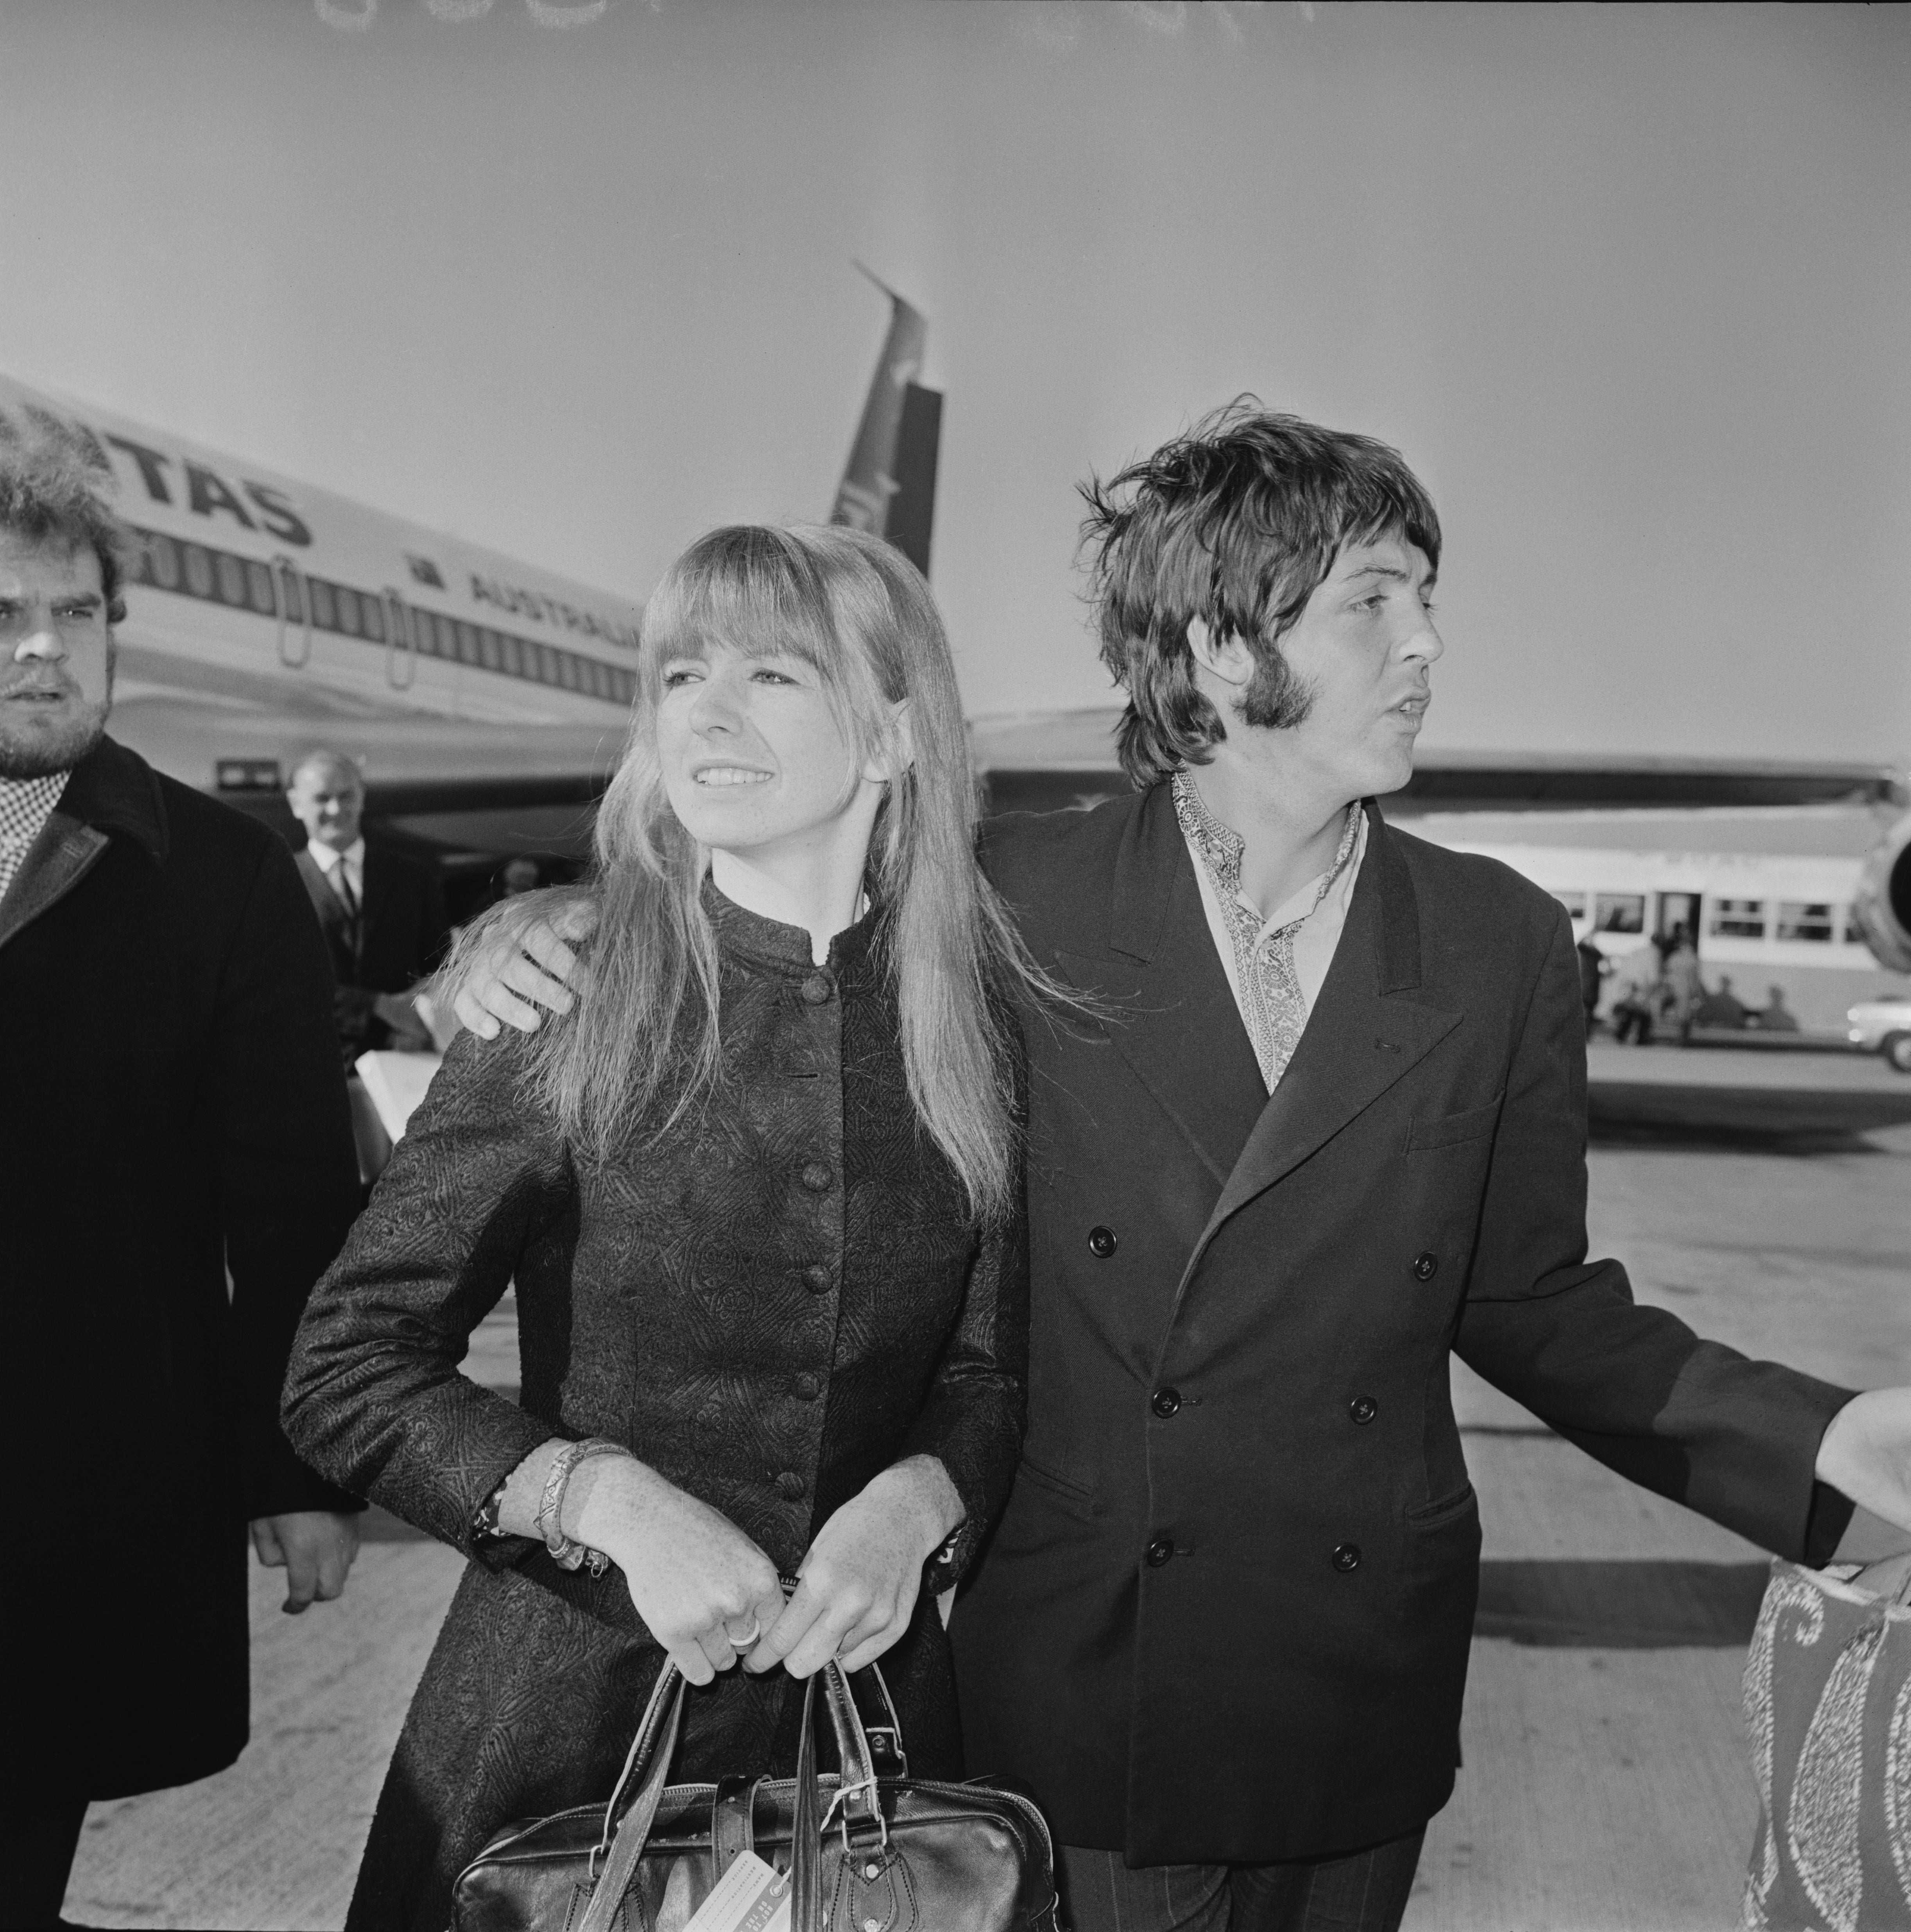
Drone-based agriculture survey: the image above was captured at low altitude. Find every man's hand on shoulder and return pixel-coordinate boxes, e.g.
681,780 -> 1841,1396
1816,1388 -> 1911,1538
450,896 -> 597,1040
251,1510 -> 362,1614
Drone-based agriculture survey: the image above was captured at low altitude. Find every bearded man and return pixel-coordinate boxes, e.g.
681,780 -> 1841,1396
0,440 -> 364,1930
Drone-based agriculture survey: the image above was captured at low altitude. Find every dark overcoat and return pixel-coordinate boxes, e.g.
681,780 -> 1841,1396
951,784 -> 1855,1864
283,894 -> 1028,1932
2,735 -> 363,1802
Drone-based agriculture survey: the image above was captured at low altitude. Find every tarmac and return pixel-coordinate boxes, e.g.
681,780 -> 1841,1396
63,1114 -> 1911,1932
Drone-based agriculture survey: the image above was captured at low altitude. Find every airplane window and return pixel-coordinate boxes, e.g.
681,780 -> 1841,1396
1551,890 -> 1587,918
246,560 -> 276,614
1775,902 -> 1835,943
1707,898 -> 1767,939
183,544 -> 214,601
1595,893 -> 1646,934
216,553 -> 247,606
145,532 -> 180,591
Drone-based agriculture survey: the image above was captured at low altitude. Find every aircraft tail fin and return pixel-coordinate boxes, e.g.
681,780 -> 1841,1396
830,267 -> 941,578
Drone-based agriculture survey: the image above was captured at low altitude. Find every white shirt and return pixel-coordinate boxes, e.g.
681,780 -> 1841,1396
304,835 -> 366,909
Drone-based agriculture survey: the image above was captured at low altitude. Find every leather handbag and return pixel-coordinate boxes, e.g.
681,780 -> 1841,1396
452,1658 -> 1061,1932
1741,1552 -> 1911,1930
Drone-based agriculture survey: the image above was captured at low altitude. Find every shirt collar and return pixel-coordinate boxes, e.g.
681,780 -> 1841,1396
1172,770 -> 1361,932
304,836 -> 364,875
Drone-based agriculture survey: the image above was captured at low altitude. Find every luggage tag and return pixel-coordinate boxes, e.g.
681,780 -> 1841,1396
681,1849 -> 791,1932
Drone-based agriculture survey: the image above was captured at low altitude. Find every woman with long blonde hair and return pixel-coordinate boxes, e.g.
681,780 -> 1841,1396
285,524 -> 1041,1932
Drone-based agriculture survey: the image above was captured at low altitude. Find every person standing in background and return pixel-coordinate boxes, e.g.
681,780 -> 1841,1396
289,748 -> 450,1065
0,438 -> 364,1930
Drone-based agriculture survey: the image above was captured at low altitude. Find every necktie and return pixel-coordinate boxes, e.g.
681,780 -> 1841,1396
332,863 -> 363,964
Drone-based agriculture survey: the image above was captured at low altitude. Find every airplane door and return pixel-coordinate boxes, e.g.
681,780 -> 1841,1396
1657,891 -> 1702,951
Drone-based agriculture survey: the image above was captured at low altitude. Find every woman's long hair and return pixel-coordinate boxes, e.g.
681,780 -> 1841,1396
460,523 -> 1051,1227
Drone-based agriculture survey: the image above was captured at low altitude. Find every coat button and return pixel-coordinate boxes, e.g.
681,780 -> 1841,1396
776,1471 -> 807,1500
801,1263 -> 832,1295
800,1162 -> 834,1193
793,1372 -> 821,1400
1413,1252 -> 1439,1281
1348,1396 -> 1378,1425
1332,1542 -> 1362,1572
1145,1537 -> 1175,1568
801,972 -> 834,1005
1087,1225 -> 1118,1259
1151,1387 -> 1181,1419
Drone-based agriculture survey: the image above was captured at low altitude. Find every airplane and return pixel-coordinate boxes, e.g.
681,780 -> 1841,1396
0,273 -> 940,917
9,307 -> 1906,1048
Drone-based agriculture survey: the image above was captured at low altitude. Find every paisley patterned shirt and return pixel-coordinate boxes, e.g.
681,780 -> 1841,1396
1172,769 -> 1364,1091
0,771 -> 68,904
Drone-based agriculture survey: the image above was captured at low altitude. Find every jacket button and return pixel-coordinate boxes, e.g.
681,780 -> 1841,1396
1348,1396 -> 1378,1425
1151,1387 -> 1182,1419
801,1263 -> 832,1295
1413,1252 -> 1439,1281
801,972 -> 834,1005
1087,1225 -> 1118,1259
800,1162 -> 834,1193
793,1372 -> 821,1400
1332,1542 -> 1362,1572
776,1471 -> 807,1500
1145,1537 -> 1174,1568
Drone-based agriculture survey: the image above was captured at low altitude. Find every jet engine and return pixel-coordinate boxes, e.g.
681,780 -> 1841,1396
1852,810 -> 1911,972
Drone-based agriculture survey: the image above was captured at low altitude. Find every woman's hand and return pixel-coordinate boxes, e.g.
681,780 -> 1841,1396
569,1456 -> 786,1686
747,1457 -> 963,1679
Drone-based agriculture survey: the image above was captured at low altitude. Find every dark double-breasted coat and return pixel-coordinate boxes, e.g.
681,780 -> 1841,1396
2,735 -> 363,1802
951,784 -> 1855,1865
282,894 -> 1028,1932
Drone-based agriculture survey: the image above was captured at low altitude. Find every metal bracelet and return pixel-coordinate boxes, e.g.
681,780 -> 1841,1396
535,1437 -> 628,1573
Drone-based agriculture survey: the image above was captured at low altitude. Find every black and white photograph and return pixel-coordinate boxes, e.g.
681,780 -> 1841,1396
1,4 -> 1908,1930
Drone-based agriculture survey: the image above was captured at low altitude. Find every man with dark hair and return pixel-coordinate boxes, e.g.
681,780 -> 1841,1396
0,434 -> 364,1928
451,403 -> 1911,1932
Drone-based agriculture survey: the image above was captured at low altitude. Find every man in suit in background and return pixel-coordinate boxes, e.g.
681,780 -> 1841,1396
289,747 -> 449,1066
1,436 -> 364,1929
446,406 -> 1911,1932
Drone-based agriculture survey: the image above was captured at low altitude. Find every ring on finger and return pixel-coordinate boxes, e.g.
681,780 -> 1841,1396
725,1618 -> 762,1651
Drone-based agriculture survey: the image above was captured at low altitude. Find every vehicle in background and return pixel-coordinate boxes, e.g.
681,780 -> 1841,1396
1848,997 -> 1911,1073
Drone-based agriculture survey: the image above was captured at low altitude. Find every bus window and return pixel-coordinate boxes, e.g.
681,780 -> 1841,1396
246,560 -> 276,615
183,543 -> 214,600
309,579 -> 336,631
335,586 -> 361,637
1595,893 -> 1646,934
1776,902 -> 1835,943
215,553 -> 247,607
147,532 -> 180,591
1843,907 -> 1865,945
1551,890 -> 1587,919
1708,898 -> 1766,939
361,594 -> 384,644
498,631 -> 521,677
479,628 -> 501,672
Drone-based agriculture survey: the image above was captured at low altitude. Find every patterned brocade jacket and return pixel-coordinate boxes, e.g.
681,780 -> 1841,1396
282,891 -> 1028,1932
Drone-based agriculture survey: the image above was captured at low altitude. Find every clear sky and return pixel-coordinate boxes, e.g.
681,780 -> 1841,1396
0,0 -> 1905,763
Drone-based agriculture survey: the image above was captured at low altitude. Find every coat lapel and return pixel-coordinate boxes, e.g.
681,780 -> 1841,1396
1053,787 -> 1268,1189
1174,803 -> 1460,1293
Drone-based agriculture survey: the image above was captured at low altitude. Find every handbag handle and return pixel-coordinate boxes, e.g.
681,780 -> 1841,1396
578,1655 -> 896,1932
